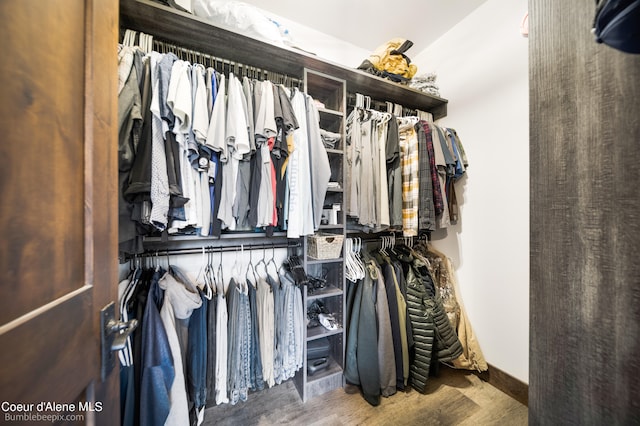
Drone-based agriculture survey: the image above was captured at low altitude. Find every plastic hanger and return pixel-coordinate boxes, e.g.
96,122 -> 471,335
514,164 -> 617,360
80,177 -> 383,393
231,245 -> 245,293
207,248 -> 217,297
195,246 -> 206,286
199,247 -> 213,300
123,29 -> 137,47
346,237 -> 364,281
255,244 -> 268,277
246,246 -> 258,288
345,239 -> 357,282
267,243 -> 279,278
354,238 -> 365,280
350,238 -> 362,281
216,247 -> 226,297
355,238 -> 365,280
346,239 -> 356,281
165,249 -> 171,270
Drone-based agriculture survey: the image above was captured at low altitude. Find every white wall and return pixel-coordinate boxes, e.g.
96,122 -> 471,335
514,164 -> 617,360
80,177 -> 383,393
413,0 -> 530,383
233,4 -> 371,68
270,17 -> 370,68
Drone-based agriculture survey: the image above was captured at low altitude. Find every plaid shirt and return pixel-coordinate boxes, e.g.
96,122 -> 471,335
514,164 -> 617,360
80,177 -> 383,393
399,123 -> 419,236
423,122 -> 444,216
417,121 -> 436,231
118,45 -> 135,95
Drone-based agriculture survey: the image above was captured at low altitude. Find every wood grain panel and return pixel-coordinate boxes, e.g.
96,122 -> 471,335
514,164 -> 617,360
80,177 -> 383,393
0,0 -> 119,423
0,288 -> 94,405
530,0 -> 640,423
477,363 -> 528,407
87,0 -> 120,422
0,0 -> 86,324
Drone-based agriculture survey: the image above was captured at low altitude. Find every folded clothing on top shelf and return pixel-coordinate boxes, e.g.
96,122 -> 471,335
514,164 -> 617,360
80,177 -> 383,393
409,73 -> 440,97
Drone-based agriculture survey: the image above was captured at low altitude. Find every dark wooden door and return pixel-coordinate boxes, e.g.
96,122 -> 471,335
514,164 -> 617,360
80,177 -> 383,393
530,0 -> 640,423
0,0 -> 119,424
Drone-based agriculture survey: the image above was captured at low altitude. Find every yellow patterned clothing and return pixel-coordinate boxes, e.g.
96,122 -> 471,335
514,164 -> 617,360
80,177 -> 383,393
367,38 -> 418,79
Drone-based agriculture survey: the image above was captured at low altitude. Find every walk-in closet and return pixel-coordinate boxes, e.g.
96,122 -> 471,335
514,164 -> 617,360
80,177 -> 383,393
114,1 -> 507,423
3,0 -> 640,424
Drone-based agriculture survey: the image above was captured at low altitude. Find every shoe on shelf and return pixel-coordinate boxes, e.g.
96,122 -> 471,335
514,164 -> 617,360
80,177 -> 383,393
318,313 -> 339,331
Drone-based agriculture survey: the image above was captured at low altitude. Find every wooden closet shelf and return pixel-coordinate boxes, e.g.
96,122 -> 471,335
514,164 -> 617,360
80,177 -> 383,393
307,326 -> 344,341
317,107 -> 344,117
142,231 -> 288,242
306,285 -> 343,301
306,257 -> 344,265
119,0 -> 448,119
305,358 -> 343,384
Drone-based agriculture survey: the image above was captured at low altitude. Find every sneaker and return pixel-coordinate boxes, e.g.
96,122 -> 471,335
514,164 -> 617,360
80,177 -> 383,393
318,313 -> 339,330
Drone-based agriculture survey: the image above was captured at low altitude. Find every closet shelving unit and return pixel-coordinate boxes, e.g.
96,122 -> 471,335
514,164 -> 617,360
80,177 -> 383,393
298,69 -> 347,401
119,0 -> 449,402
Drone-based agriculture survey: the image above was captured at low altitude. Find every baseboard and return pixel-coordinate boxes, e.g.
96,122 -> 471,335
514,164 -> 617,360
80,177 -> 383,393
476,363 -> 528,407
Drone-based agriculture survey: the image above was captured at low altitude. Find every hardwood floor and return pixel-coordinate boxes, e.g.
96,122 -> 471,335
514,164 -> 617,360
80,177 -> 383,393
203,366 -> 528,425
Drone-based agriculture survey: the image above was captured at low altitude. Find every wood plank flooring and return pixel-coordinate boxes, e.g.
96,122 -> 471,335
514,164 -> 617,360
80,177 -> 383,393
203,366 -> 528,425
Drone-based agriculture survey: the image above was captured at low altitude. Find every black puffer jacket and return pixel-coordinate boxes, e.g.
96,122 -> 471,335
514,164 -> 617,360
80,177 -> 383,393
411,254 -> 463,363
405,263 -> 435,393
405,252 -> 463,392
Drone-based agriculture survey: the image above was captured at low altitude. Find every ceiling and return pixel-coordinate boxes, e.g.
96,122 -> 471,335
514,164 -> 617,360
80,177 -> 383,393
240,0 -> 489,53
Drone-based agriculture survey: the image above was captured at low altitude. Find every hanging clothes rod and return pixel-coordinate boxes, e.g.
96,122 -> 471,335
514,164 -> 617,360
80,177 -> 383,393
120,28 -> 304,87
152,38 -> 303,87
347,93 -> 426,118
348,230 -> 431,244
126,241 -> 300,260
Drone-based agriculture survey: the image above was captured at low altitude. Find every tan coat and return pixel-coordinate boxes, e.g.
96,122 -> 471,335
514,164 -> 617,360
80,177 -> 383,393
418,244 -> 488,372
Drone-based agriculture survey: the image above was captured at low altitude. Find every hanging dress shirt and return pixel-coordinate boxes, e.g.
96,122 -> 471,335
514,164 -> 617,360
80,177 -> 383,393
287,89 -> 314,237
149,52 -> 171,230
305,94 -> 331,229
158,271 -> 202,425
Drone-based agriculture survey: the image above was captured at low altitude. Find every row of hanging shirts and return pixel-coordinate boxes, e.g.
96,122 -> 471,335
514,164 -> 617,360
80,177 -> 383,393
123,31 -> 304,89
345,234 -> 422,281
345,93 -> 468,237
118,30 -> 331,257
118,245 -> 305,426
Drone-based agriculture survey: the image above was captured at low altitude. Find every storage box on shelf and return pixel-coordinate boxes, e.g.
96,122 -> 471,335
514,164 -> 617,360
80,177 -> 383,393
307,233 -> 344,260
